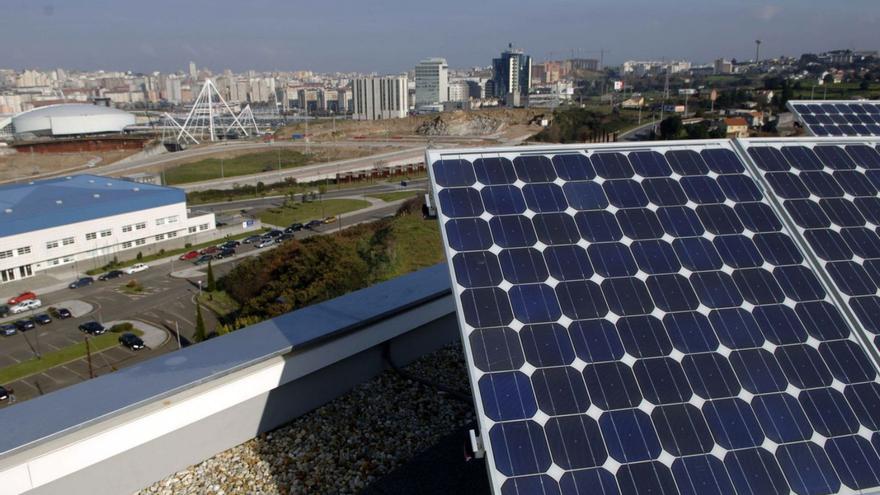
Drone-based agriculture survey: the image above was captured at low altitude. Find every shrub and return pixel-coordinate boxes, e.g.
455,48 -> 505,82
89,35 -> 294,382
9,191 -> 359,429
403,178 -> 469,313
110,322 -> 134,333
136,251 -> 143,261
185,243 -> 193,249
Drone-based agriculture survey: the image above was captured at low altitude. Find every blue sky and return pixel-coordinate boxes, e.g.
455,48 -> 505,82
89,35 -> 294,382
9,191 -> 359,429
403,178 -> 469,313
1,0 -> 877,73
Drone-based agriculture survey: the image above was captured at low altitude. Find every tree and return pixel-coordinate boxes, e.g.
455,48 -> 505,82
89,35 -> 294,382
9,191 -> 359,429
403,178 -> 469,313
206,261 -> 216,292
194,303 -> 206,342
823,74 -> 834,85
860,79 -> 871,91
659,115 -> 683,140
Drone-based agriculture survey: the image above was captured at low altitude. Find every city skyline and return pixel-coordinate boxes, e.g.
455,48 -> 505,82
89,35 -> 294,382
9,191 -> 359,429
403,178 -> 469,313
0,0 -> 877,73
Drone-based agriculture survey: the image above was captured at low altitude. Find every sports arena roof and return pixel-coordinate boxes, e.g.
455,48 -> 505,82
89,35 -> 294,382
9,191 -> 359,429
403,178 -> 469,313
11,103 -> 135,137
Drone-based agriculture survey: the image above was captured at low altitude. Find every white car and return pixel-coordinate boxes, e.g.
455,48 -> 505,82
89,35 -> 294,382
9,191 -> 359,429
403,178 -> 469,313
124,263 -> 149,275
10,299 -> 42,314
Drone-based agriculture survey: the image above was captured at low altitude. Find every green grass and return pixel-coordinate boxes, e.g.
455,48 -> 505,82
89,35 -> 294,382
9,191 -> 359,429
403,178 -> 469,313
257,198 -> 371,226
198,290 -> 240,318
0,329 -> 144,384
163,150 -> 315,185
383,212 -> 444,279
368,190 -> 422,202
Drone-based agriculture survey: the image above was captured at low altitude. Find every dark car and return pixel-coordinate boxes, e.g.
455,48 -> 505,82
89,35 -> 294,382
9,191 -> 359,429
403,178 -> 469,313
193,254 -> 214,265
34,313 -> 52,325
285,223 -> 304,233
0,324 -> 16,336
266,229 -> 283,238
79,321 -> 106,335
56,307 -> 73,319
243,235 -> 262,244
276,233 -> 294,243
215,248 -> 236,259
68,277 -> 95,289
0,386 -> 7,401
98,270 -> 124,281
119,332 -> 145,350
14,319 -> 35,331
0,305 -> 9,318
305,219 -> 323,230
221,240 -> 241,248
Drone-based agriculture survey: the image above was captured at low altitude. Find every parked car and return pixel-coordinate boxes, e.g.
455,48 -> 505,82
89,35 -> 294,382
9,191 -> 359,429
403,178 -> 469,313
276,233 -> 294,243
119,332 -> 145,350
7,292 -> 36,305
98,270 -> 124,281
10,299 -> 41,314
216,248 -> 236,259
323,216 -> 337,224
243,235 -> 262,244
56,307 -> 73,319
0,386 -> 8,401
0,324 -> 17,336
199,246 -> 220,255
289,223 -> 304,232
34,313 -> 52,325
124,263 -> 148,275
266,229 -> 283,238
0,305 -> 8,318
305,219 -> 323,230
221,240 -> 241,248
255,238 -> 274,248
79,321 -> 106,335
69,277 -> 95,289
179,250 -> 200,261
194,255 -> 214,265
14,319 -> 35,331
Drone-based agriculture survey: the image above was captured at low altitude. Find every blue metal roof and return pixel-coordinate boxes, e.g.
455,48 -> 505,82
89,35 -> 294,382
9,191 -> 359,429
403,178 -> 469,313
0,174 -> 184,237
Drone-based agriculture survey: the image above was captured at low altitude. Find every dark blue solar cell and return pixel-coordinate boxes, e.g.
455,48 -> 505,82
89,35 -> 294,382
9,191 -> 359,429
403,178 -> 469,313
749,146 -> 791,172
826,435 -> 880,490
800,171 -> 844,197
616,208 -> 664,240
569,319 -> 624,363
776,344 -> 832,389
753,304 -> 807,345
664,312 -> 717,353
681,176 -> 726,204
631,240 -> 680,274
588,243 -> 637,277
513,155 -> 556,182
479,371 -> 537,421
652,404 -> 713,456
533,213 -> 580,246
591,152 -> 633,179
438,187 -> 483,218
851,296 -> 880,334
753,232 -> 804,266
846,383 -> 880,430
583,361 -> 641,409
600,409 -> 661,463
854,196 -> 880,224
841,227 -> 880,258
641,178 -> 687,206
474,157 -> 518,185
820,340 -> 876,383
508,284 -> 561,324
498,248 -> 547,284
603,180 -> 648,208
822,198 -> 866,227
835,170 -> 878,196
460,288 -> 512,328
634,357 -> 692,404
646,274 -> 700,312
690,271 -> 744,308
731,349 -> 788,394
725,448 -> 788,495
812,126 -> 831,136
617,315 -> 671,358
774,265 -> 826,301
866,260 -> 880,287
502,475 -> 561,495
481,185 -> 527,215
433,159 -> 475,187
559,469 -> 617,495
683,353 -> 740,399
698,204 -> 744,235
551,153 -> 595,181
602,277 -> 653,316
781,146 -> 825,171
453,251 -> 503,288
562,182 -> 607,210
825,125 -> 845,137
574,211 -> 622,242
666,149 -> 709,176
805,229 -> 853,261
733,268 -> 786,305
556,280 -> 608,319
752,393 -> 813,443
490,216 -> 537,248
701,148 -> 744,174
796,301 -> 850,340
815,145 -> 857,170
628,150 -> 672,177
766,172 -> 811,199
672,455 -> 736,495
489,421 -> 551,476
531,366 -> 589,416
718,175 -> 762,202
785,199 -> 831,229
703,398 -> 765,449
800,388 -> 859,437
519,323 -> 575,368
445,218 -> 493,251
735,202 -> 783,232
846,144 -> 880,169
617,462 -> 677,495
827,261 -> 876,296
657,206 -> 704,237
714,235 -> 763,268
470,327 -> 524,373
543,245 -> 592,281
673,237 -> 723,271
710,308 -> 764,349
775,442 -> 840,495
522,183 -> 567,213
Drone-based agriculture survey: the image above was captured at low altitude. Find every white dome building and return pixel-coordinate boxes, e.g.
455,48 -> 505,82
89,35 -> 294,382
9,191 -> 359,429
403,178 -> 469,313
12,104 -> 135,137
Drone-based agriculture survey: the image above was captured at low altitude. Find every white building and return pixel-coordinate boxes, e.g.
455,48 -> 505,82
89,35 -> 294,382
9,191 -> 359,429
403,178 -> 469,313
415,58 -> 448,108
352,75 -> 408,120
447,80 -> 470,102
0,175 -> 215,284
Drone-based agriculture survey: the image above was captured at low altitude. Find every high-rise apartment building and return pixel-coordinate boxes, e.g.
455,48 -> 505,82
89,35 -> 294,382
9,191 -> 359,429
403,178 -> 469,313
492,44 -> 531,104
352,75 -> 408,120
414,58 -> 448,108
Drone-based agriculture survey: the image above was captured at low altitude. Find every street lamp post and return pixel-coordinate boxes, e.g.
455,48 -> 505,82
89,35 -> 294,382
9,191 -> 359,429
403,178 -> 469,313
197,280 -> 202,297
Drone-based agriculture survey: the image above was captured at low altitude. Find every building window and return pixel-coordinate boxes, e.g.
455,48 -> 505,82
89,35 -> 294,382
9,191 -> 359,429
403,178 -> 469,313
155,234 -> 165,241
188,226 -> 197,234
167,231 -> 178,238
62,237 -> 75,246
86,232 -> 97,241
122,241 -> 133,249
168,215 -> 179,224
135,222 -> 146,230
0,250 -> 12,260
46,240 -> 59,249
122,224 -> 133,233
50,258 -> 60,266
199,223 -> 209,231
135,239 -> 146,246
156,218 -> 166,226
17,246 -> 30,255
100,229 -> 112,238
62,256 -> 74,263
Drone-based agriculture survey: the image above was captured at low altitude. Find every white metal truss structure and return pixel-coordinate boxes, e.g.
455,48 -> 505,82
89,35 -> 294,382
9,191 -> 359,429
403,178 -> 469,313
175,79 -> 248,144
228,104 -> 261,136
161,113 -> 198,145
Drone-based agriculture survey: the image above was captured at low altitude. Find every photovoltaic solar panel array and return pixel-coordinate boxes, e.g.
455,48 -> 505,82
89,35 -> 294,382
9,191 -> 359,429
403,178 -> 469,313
788,100 -> 880,137
428,138 -> 880,495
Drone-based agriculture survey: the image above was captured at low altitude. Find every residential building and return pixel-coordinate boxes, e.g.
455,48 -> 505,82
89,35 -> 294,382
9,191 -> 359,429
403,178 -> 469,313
724,117 -> 749,138
414,58 -> 448,108
447,81 -> 470,102
714,58 -> 734,74
352,75 -> 408,120
492,45 -> 531,103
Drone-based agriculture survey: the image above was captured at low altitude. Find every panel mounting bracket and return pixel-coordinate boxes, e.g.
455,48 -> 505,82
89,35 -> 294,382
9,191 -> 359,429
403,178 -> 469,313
469,429 -> 485,459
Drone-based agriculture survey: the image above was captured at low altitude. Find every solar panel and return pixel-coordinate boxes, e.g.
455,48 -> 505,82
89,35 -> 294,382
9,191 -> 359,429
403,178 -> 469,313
788,101 -> 880,137
428,140 -> 880,495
